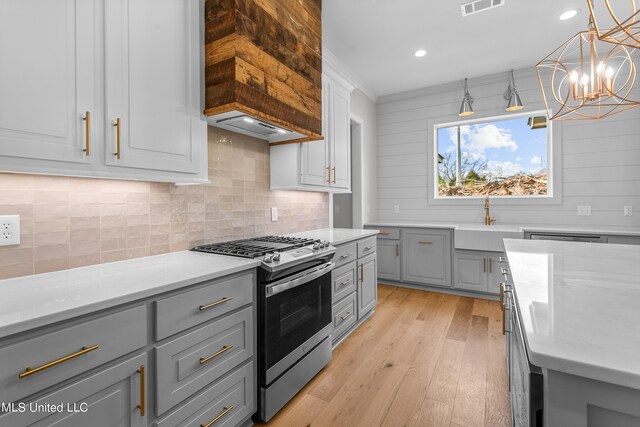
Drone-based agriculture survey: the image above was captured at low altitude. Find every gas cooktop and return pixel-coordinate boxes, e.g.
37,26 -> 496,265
192,235 -> 336,273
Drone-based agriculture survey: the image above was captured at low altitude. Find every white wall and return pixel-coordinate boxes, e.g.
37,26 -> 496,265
376,68 -> 640,229
351,88 -> 377,225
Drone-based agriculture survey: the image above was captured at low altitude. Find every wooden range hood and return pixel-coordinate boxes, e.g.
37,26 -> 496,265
204,0 -> 323,144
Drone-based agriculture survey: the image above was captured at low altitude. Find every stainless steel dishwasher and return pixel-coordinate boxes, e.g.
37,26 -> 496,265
529,233 -> 606,243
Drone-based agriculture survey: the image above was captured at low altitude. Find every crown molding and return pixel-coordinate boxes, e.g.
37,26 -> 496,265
323,47 -> 379,102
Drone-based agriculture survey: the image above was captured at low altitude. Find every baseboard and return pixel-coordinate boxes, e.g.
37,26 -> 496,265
378,280 -> 499,301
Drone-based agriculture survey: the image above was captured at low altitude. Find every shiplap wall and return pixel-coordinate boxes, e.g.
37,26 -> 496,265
376,68 -> 640,229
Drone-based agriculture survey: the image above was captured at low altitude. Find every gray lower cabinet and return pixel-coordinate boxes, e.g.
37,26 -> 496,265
331,236 -> 377,343
376,239 -> 400,281
0,353 -> 147,427
358,253 -> 377,319
454,250 -> 503,294
402,229 -> 452,287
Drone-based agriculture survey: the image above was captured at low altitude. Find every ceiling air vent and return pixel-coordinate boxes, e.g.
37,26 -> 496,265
461,0 -> 505,17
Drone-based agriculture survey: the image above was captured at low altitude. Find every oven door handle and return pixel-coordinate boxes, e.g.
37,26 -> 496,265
266,262 -> 335,297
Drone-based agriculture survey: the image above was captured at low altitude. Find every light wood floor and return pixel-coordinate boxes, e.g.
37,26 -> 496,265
259,284 -> 511,427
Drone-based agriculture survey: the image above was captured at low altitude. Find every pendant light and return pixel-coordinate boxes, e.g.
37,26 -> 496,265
588,0 -> 640,48
504,69 -> 524,111
536,17 -> 639,120
459,78 -> 474,116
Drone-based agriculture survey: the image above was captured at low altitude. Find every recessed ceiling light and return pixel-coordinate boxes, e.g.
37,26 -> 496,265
559,9 -> 580,20
414,49 -> 427,58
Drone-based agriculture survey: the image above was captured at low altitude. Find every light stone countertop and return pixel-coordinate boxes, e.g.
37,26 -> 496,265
364,221 -> 640,236
0,251 -> 259,339
287,228 -> 379,245
503,238 -> 640,389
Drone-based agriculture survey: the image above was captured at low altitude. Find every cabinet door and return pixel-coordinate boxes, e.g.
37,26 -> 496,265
0,353 -> 147,427
487,254 -> 505,295
329,82 -> 351,189
377,240 -> 400,281
402,229 -> 452,287
358,254 -> 377,319
0,0 -> 96,166
454,252 -> 488,292
300,77 -> 329,186
104,0 -> 204,174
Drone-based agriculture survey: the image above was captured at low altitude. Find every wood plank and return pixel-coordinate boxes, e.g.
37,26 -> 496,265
446,297 -> 475,342
484,302 -> 511,427
384,286 -> 411,308
254,393 -> 327,427
451,315 -> 489,427
415,398 -> 454,427
426,339 -> 466,404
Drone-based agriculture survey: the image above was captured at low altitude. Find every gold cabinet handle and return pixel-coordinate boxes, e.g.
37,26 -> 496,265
137,365 -> 145,416
113,118 -> 121,159
338,279 -> 353,288
340,312 -> 352,321
199,345 -> 234,365
339,253 -> 353,259
500,283 -> 504,311
201,405 -> 234,427
489,259 -> 492,273
396,243 -> 399,257
502,304 -> 506,335
332,166 -> 336,184
82,111 -> 91,156
326,166 -> 331,183
18,345 -> 99,379
418,241 -> 433,245
199,296 -> 233,311
484,257 -> 487,273
359,263 -> 364,283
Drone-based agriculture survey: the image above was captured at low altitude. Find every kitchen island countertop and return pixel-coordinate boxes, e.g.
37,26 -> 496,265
504,238 -> 640,389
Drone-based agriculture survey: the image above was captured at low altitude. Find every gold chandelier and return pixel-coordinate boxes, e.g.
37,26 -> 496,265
588,0 -> 640,48
536,18 -> 639,120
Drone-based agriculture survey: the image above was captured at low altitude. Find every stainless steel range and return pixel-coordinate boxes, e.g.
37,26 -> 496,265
192,236 -> 336,421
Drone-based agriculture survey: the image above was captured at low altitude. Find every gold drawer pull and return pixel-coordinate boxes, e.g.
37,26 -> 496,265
338,279 -> 353,287
418,241 -> 433,245
137,365 -> 145,416
18,345 -> 99,379
396,243 -> 399,256
340,312 -> 352,321
378,232 -> 390,236
82,111 -> 91,156
339,253 -> 353,259
113,117 -> 121,159
364,245 -> 375,250
199,345 -> 234,365
201,405 -> 234,427
199,296 -> 233,311
332,166 -> 336,184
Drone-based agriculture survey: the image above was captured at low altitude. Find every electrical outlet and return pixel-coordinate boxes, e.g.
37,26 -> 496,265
271,207 -> 278,222
577,206 -> 591,216
624,206 -> 633,216
393,205 -> 400,214
0,215 -> 20,246
334,205 -> 340,214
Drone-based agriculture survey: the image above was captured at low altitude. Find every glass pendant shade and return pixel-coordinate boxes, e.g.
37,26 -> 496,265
459,78 -> 474,116
536,21 -> 639,120
588,0 -> 640,48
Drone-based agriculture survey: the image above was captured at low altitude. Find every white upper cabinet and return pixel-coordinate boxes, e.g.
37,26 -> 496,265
0,0 -> 97,166
104,0 -> 205,175
0,0 -> 207,183
271,70 -> 354,192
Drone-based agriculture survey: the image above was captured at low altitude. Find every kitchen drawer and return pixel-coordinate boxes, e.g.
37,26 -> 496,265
0,306 -> 147,405
332,262 -> 357,303
332,293 -> 357,340
0,352 -> 147,427
357,236 -> 377,258
155,307 -> 254,415
334,242 -> 357,268
373,228 -> 399,240
155,271 -> 254,340
156,361 -> 254,427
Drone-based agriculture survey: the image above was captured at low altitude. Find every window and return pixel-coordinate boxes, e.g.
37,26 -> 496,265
435,111 -> 551,198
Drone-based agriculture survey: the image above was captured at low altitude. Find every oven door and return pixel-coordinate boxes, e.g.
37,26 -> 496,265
260,262 -> 334,385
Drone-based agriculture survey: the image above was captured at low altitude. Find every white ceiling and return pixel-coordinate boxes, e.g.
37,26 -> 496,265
323,0 -> 587,98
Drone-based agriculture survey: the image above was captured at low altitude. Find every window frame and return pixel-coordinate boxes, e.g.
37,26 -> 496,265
428,109 -> 563,206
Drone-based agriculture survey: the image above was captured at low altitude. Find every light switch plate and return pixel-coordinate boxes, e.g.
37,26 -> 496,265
393,205 -> 400,214
624,206 -> 633,216
0,215 -> 20,246
271,207 -> 278,222
577,206 -> 591,216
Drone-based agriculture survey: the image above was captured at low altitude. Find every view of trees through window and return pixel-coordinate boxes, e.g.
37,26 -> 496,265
436,114 -> 549,197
